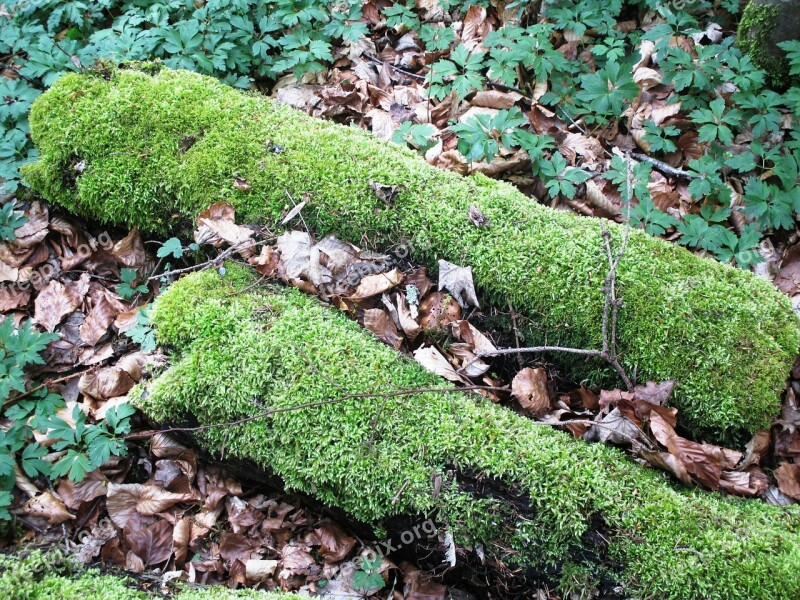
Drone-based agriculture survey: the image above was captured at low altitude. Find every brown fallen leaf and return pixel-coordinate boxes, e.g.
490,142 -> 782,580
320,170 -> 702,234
219,532 -> 261,563
111,228 -> 146,268
650,413 -> 722,490
194,202 -> 254,250
33,275 -> 89,332
315,522 -> 356,563
79,352 -> 149,400
125,519 -> 174,567
173,516 -> 192,567
413,346 -> 465,384
418,291 -> 461,330
511,368 -> 551,416
106,483 -> 195,529
346,268 -> 404,301
363,308 -> 403,349
246,559 -> 279,581
81,287 -> 128,346
775,463 -> 800,500
21,490 -> 75,525
57,468 -> 109,510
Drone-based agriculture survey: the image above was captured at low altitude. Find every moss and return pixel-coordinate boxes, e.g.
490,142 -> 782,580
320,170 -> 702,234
134,266 -> 800,600
23,67 -> 800,443
737,2 -> 786,86
0,550 -> 296,599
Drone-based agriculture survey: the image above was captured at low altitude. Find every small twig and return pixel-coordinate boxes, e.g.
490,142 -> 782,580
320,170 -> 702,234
125,384 -> 506,440
391,480 -> 410,505
147,243 -> 244,282
507,303 -> 525,369
631,152 -> 696,179
285,190 -> 310,232
2,364 -> 103,410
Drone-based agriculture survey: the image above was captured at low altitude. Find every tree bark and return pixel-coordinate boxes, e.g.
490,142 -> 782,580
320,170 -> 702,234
738,0 -> 800,85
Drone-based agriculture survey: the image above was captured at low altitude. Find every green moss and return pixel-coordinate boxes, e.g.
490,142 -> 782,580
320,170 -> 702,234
0,550 -> 296,599
135,266 -> 800,600
23,67 -> 800,443
737,2 -> 786,86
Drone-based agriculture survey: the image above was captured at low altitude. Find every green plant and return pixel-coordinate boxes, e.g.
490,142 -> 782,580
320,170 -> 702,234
125,305 -> 156,352
449,108 -> 527,162
576,61 -> 639,122
391,122 -> 437,153
352,554 -> 384,593
0,315 -> 134,518
0,199 -> 29,240
117,268 -> 148,300
538,152 -> 590,200
427,44 -> 485,100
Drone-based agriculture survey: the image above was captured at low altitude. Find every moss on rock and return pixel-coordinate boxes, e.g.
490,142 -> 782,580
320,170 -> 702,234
0,550 -> 296,599
134,266 -> 800,600
23,67 -> 800,443
737,1 -> 786,86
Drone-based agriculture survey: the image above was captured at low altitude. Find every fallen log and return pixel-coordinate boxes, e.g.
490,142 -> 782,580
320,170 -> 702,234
130,265 -> 800,600
23,66 -> 800,444
0,549 -> 298,599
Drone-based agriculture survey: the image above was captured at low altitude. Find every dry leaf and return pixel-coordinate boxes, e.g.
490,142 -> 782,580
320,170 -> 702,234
437,260 -> 479,309
775,463 -> 800,500
21,490 -> 74,525
246,559 -> 279,581
413,346 -> 464,383
347,268 -> 403,300
315,522 -> 357,563
511,368 -> 551,416
363,308 -> 403,349
33,275 -> 89,332
111,228 -> 146,268
106,483 -> 195,529
125,519 -> 174,567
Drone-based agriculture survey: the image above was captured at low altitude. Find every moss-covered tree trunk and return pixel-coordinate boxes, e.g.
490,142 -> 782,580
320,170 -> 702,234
128,265 -> 800,600
22,67 -> 800,445
738,0 -> 800,84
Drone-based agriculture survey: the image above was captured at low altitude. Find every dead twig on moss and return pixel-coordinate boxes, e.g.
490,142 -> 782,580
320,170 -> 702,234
476,154 -> 635,390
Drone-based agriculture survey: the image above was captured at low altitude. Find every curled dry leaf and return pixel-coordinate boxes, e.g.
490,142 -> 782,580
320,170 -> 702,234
511,368 -> 551,416
437,260 -> 479,309
246,559 -> 279,581
57,468 -> 108,510
346,268 -> 404,301
194,202 -> 254,251
315,522 -> 357,563
151,433 -> 196,461
173,516 -> 192,567
413,346 -> 464,384
79,352 -> 149,400
125,519 -> 174,567
21,490 -> 75,525
111,228 -> 146,268
106,483 -> 195,529
363,308 -> 402,349
775,463 -> 800,500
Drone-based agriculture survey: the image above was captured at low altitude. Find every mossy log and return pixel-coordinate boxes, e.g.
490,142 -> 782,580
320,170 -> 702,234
0,550 -> 296,599
738,0 -> 800,85
23,67 -> 800,444
128,265 -> 800,600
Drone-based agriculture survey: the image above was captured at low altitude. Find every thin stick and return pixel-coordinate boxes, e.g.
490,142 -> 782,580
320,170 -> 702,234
147,243 -> 244,282
631,152 -> 696,180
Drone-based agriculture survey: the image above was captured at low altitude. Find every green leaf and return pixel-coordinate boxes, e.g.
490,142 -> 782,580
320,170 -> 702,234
157,237 -> 184,259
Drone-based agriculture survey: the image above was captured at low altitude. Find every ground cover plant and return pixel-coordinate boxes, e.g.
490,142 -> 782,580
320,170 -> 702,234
2,1 -> 800,597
